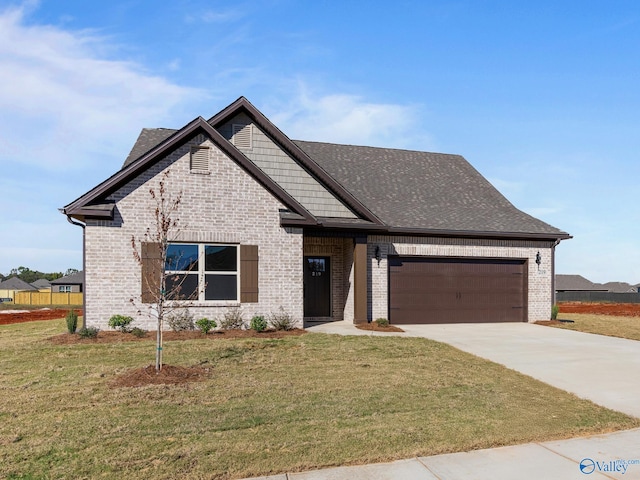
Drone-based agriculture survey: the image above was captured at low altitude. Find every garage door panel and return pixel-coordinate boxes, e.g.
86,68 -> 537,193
389,257 -> 527,324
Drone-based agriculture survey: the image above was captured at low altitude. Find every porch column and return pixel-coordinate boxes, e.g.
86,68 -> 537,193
353,236 -> 368,324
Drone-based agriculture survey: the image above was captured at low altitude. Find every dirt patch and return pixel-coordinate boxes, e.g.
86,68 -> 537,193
356,323 -> 405,333
0,308 -> 82,326
559,302 -> 640,317
48,328 -> 307,345
111,364 -> 211,388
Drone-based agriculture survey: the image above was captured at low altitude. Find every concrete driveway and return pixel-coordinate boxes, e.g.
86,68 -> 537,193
307,322 -> 640,418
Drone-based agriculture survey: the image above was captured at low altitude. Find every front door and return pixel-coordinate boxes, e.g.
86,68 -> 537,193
304,256 -> 331,317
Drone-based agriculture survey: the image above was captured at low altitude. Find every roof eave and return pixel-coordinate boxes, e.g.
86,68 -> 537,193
208,97 -> 385,226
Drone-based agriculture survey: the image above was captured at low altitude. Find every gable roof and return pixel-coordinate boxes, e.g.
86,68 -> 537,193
600,281 -> 637,293
555,274 -> 604,291
63,96 -> 570,241
62,116 -> 318,226
31,279 -> 51,289
293,141 -> 567,237
0,276 -> 38,291
50,271 -> 84,285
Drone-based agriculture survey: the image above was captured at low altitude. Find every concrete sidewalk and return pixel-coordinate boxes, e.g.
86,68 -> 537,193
241,428 -> 640,479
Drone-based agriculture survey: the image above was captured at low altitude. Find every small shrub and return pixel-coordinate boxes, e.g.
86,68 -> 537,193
551,304 -> 559,320
168,309 -> 195,331
130,327 -> 147,338
65,310 -> 78,334
250,315 -> 268,332
220,310 -> 245,330
108,314 -> 133,333
78,326 -> 99,338
268,307 -> 297,331
374,318 -> 389,327
195,317 -> 217,334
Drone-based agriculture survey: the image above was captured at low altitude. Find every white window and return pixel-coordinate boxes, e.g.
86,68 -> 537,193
164,243 -> 238,301
59,285 -> 72,293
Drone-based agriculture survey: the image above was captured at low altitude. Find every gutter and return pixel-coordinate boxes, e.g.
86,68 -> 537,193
65,213 -> 86,327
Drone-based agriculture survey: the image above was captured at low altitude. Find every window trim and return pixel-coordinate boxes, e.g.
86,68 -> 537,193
165,243 -> 239,303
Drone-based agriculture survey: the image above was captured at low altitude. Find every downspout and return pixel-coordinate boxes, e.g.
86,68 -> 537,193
66,215 -> 86,327
551,239 -> 561,312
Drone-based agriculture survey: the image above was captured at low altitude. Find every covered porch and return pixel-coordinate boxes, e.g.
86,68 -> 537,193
302,235 -> 369,326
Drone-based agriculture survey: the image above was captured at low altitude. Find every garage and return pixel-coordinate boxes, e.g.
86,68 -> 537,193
388,257 -> 527,324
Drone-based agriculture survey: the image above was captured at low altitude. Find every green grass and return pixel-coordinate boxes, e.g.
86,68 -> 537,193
550,313 -> 640,341
1,319 -> 638,479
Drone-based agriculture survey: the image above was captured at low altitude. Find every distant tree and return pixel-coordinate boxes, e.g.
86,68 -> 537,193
65,268 -> 80,276
4,267 -> 63,283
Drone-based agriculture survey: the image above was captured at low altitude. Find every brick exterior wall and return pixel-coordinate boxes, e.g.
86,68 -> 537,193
367,235 -> 556,323
84,135 -> 304,330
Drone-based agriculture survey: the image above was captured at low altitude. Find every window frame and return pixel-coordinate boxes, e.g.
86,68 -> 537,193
164,243 -> 239,303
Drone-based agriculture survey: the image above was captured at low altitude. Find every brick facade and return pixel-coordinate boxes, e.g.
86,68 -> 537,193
367,235 -> 556,322
84,135 -> 304,330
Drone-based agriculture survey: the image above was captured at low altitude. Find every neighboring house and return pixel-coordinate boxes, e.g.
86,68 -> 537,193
62,97 -> 570,329
31,279 -> 52,291
50,271 -> 84,293
0,276 -> 37,300
600,282 -> 637,293
555,274 -> 607,293
555,275 -> 637,293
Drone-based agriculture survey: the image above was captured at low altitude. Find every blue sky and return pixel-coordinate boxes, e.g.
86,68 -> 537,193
1,0 -> 639,283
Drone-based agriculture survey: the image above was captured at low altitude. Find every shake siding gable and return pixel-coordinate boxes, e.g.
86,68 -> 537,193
83,135 -> 303,330
217,113 -> 357,219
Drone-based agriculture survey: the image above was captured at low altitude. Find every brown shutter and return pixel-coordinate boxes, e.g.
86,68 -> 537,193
141,242 -> 162,303
240,245 -> 258,303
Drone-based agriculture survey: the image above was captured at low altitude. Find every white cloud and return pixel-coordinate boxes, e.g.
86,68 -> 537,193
268,86 -> 433,149
0,3 -> 204,171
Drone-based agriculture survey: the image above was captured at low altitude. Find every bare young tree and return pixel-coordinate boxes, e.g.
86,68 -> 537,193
131,169 -> 192,371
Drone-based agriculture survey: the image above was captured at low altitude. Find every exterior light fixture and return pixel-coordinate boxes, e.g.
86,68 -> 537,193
375,246 -> 381,265
535,251 -> 542,270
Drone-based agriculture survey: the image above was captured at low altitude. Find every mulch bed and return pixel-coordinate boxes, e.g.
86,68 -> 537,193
48,328 -> 307,345
356,323 -> 405,332
559,302 -> 640,317
0,308 -> 82,326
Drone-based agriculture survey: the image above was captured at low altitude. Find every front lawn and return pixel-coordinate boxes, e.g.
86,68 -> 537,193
546,313 -> 640,341
0,319 -> 637,479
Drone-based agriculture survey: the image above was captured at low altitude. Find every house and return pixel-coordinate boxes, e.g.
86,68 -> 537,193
62,97 -> 570,329
555,274 -> 607,293
50,271 -> 84,293
0,276 -> 37,301
31,279 -> 52,291
555,275 -> 637,294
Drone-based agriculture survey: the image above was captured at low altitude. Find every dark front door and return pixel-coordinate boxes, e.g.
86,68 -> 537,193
304,256 -> 331,317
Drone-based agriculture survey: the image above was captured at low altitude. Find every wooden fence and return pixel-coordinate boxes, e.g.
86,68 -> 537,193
13,291 -> 83,306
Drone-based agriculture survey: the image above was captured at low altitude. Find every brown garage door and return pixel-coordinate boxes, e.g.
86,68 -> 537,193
389,257 -> 527,324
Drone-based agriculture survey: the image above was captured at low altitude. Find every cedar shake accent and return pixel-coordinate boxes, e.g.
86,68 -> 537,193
240,245 -> 259,303
141,242 -> 162,303
353,237 -> 367,323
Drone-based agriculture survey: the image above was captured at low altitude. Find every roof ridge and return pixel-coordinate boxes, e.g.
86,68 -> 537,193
292,139 -> 462,157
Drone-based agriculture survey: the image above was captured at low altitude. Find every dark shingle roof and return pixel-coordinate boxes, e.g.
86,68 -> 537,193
0,276 -> 38,291
555,274 -> 603,291
50,271 -> 84,285
600,281 -> 637,293
293,140 -> 567,236
31,279 -> 51,289
123,128 -> 177,168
